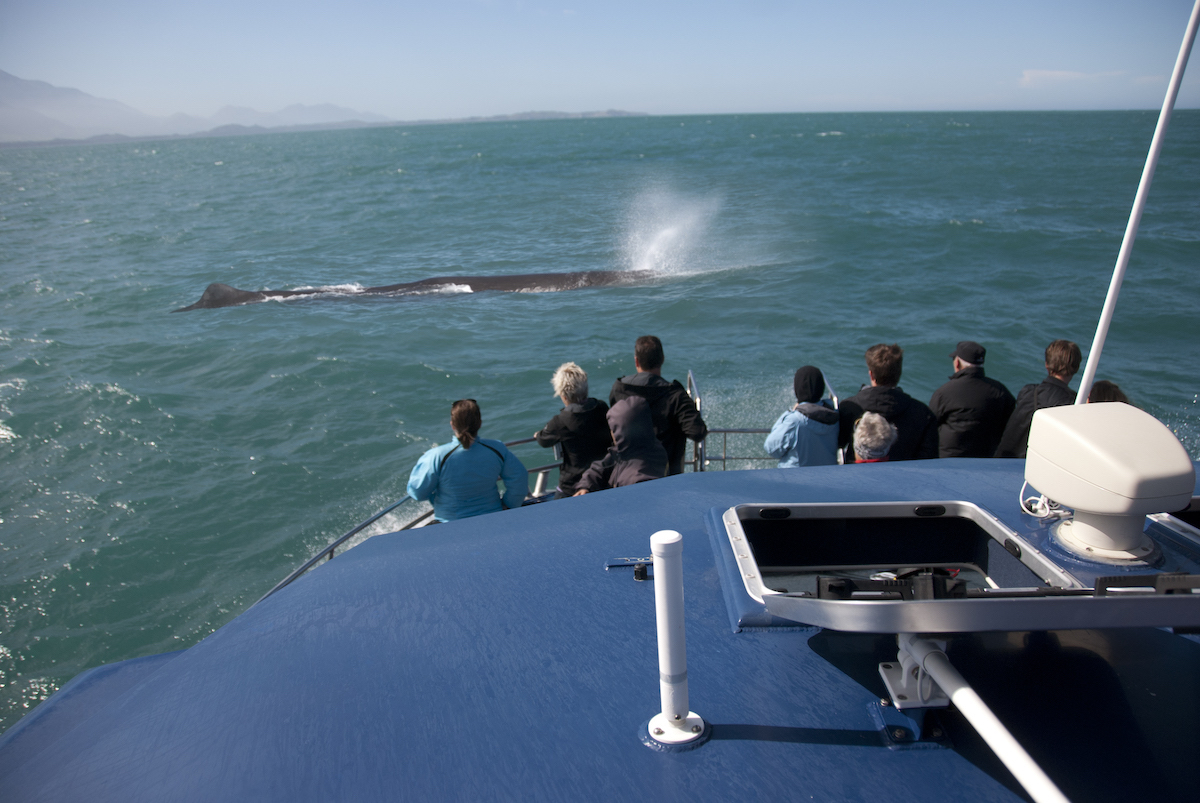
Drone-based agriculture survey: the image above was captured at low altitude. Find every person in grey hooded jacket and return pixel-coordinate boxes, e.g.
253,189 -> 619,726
764,366 -> 839,467
573,397 -> 667,494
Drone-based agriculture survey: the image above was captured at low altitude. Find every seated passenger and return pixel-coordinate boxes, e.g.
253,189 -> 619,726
1088,380 -> 1130,404
573,397 -> 667,495
407,399 -> 530,522
534,362 -> 613,498
853,411 -> 899,463
837,343 -> 938,462
764,366 -> 839,467
995,339 -> 1081,458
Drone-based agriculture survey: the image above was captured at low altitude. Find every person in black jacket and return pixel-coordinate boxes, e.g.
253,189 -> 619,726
837,343 -> 938,462
609,336 -> 707,475
994,339 -> 1081,458
535,362 -> 613,498
929,341 -> 1016,458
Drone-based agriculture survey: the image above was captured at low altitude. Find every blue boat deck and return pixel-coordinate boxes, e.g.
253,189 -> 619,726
2,460 -> 1199,802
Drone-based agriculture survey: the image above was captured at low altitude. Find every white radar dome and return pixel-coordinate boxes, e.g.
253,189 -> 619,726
1025,403 -> 1196,560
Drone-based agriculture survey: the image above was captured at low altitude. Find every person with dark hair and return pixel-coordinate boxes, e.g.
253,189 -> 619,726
609,335 -> 707,475
407,399 -> 529,522
837,343 -> 938,462
929,341 -> 1016,458
535,362 -> 613,498
573,397 -> 668,494
995,339 -> 1082,458
1088,380 -> 1130,404
764,366 -> 839,467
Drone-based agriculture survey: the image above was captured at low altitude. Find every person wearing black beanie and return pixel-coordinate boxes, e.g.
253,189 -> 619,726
765,366 -> 840,467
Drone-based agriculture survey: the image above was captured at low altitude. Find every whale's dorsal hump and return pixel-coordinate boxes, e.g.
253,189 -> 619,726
174,283 -> 268,312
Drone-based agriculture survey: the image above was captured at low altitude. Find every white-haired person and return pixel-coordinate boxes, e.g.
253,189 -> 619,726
853,411 -> 899,464
535,362 -> 613,498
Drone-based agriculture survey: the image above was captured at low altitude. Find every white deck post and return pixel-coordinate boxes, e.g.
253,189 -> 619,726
646,530 -> 706,745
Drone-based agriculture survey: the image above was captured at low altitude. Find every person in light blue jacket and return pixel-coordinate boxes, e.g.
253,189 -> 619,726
407,399 -> 529,522
764,366 -> 839,468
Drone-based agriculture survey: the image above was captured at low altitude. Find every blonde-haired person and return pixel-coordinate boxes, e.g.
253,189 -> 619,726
853,412 -> 899,463
408,399 -> 529,522
535,362 -> 613,498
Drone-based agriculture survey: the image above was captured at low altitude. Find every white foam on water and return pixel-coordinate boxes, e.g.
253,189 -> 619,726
316,283 -> 367,294
412,283 -> 474,296
263,284 -> 367,303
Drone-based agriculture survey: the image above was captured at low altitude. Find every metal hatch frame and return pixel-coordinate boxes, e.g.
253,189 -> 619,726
722,502 -> 1200,634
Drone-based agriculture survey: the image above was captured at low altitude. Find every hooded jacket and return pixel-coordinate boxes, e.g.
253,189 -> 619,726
837,385 -> 938,462
577,397 -> 668,491
764,402 -> 840,467
609,373 -> 707,475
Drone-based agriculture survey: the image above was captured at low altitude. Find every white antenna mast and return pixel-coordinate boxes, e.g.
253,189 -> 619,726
1076,0 -> 1200,404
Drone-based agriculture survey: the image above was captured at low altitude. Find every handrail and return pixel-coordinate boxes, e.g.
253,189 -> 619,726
258,435 -> 563,604
686,370 -> 706,471
255,495 -> 419,605
687,370 -> 842,471
702,428 -> 773,469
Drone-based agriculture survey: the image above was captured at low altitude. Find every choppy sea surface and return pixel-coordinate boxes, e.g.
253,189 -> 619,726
1,111 -> 1198,730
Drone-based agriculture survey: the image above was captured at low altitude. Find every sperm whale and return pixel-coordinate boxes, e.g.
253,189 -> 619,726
173,270 -> 658,312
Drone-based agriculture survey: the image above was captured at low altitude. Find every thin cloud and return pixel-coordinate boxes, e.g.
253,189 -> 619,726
1019,69 -> 1124,87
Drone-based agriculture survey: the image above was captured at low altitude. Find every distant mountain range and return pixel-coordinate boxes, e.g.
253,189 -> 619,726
0,70 -> 390,143
0,70 -> 646,146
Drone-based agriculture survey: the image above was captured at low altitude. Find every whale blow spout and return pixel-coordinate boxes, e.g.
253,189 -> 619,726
173,283 -> 270,312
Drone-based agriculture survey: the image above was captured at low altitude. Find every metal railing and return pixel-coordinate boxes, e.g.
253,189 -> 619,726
503,436 -> 562,497
263,369 -> 842,601
686,370 -> 706,472
686,369 -> 842,471
700,428 -> 774,469
257,436 -> 562,604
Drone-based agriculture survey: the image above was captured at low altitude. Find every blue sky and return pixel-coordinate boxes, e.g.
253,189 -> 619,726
2,0 -> 1197,119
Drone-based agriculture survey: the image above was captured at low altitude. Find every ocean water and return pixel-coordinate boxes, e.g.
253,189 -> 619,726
1,111 -> 1198,730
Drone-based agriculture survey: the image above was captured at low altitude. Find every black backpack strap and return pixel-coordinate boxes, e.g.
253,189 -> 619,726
438,444 -> 460,473
442,440 -> 504,472
477,440 -> 505,466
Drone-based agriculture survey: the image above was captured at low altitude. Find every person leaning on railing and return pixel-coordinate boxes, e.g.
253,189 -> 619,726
534,362 -> 613,498
407,399 -> 529,522
609,335 -> 707,476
